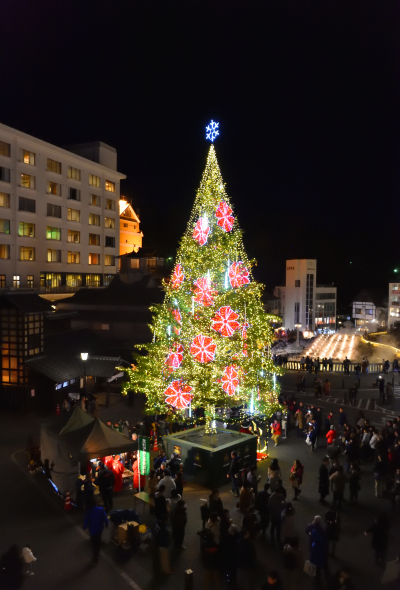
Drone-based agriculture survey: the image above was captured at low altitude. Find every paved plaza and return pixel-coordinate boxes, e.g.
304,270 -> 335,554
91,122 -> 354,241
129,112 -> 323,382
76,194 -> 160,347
1,370 -> 400,590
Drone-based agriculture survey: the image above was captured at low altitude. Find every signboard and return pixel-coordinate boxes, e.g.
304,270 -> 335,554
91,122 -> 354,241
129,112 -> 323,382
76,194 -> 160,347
138,436 -> 150,476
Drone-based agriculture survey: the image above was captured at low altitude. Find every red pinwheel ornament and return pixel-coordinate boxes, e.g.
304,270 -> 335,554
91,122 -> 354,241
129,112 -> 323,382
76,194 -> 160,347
172,309 -> 182,335
166,343 -> 184,370
193,217 -> 210,246
190,335 -> 216,363
193,277 -> 215,307
221,365 -> 239,396
164,380 -> 193,409
228,261 -> 250,288
171,264 -> 184,290
211,306 -> 240,337
215,201 -> 234,232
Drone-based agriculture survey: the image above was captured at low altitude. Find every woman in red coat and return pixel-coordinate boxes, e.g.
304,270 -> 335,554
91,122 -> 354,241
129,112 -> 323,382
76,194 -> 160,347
326,426 -> 337,446
133,456 -> 146,492
111,455 -> 125,493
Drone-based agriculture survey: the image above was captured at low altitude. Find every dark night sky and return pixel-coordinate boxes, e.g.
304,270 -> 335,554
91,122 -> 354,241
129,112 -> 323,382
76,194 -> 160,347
1,0 -> 399,309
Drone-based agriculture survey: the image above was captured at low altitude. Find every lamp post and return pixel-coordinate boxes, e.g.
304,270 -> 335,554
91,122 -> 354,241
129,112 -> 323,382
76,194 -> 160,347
295,323 -> 302,347
81,352 -> 88,395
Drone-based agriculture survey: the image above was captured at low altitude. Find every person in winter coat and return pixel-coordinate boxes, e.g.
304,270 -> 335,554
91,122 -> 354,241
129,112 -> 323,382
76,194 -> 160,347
268,458 -> 281,492
175,471 -> 184,497
295,407 -> 305,438
326,426 -> 337,447
329,466 -> 348,510
22,546 -> 37,576
309,520 -> 329,582
365,513 -> 390,566
83,498 -> 109,564
325,505 -> 340,557
96,462 -> 114,512
268,490 -> 286,544
239,481 -> 254,514
155,513 -> 173,574
235,529 -> 256,590
171,499 -> 187,550
290,459 -> 304,501
208,489 -> 224,518
111,455 -> 124,493
156,468 -> 175,498
154,484 -> 169,521
132,456 -> 146,493
227,451 -> 241,496
319,458 -> 330,504
255,482 -> 271,534
373,455 -> 387,498
241,506 -> 259,541
281,503 -> 296,544
271,420 -> 282,446
338,408 -> 347,433
323,379 -> 331,397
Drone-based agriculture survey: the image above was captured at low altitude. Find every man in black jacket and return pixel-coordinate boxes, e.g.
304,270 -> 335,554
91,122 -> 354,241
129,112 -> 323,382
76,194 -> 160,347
255,482 -> 270,533
319,457 -> 330,504
227,451 -> 240,496
96,462 -> 115,512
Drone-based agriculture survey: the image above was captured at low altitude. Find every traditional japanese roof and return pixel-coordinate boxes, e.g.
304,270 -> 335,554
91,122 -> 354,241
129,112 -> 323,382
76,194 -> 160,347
0,293 -> 52,314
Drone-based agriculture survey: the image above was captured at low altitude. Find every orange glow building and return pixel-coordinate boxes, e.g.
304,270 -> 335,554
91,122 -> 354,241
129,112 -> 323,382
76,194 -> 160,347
119,198 -> 143,256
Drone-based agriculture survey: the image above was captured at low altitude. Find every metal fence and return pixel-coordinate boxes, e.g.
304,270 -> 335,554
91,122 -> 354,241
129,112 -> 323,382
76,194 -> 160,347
285,361 -> 391,374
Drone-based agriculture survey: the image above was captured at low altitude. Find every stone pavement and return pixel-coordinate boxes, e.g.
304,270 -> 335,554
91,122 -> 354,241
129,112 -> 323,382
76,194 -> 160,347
1,374 -> 400,590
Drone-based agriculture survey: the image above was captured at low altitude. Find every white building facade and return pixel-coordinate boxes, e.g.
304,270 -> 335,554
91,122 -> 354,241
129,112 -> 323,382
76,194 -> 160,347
0,123 -> 125,291
274,259 -> 337,333
388,282 -> 400,329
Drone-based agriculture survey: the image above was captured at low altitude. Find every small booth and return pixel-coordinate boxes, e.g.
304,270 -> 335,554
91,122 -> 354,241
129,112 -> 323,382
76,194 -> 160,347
40,407 -> 137,500
163,426 -> 257,488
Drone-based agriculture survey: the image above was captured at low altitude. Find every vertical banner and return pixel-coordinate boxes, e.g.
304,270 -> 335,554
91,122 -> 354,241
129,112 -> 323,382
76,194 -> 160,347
138,436 -> 150,476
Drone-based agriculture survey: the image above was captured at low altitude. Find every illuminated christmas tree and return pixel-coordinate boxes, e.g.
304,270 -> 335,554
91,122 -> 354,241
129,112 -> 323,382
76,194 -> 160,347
131,122 -> 282,433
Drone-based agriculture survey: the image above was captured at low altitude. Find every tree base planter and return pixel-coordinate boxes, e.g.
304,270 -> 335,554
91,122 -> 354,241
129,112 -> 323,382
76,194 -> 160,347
163,426 -> 257,488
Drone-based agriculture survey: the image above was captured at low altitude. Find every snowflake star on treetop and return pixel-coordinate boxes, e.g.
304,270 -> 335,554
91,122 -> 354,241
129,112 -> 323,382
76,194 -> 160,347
190,334 -> 216,363
164,380 -> 193,409
193,217 -> 210,246
229,261 -> 250,288
193,277 -> 216,307
216,201 -> 234,232
221,365 -> 239,396
205,120 -> 219,142
211,306 -> 240,337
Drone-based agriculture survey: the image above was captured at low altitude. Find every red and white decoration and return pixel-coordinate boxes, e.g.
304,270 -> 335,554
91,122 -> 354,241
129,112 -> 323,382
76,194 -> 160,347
211,306 -> 240,337
192,217 -> 210,246
171,264 -> 184,290
172,309 -> 182,335
166,343 -> 184,370
215,201 -> 234,232
190,335 -> 216,363
228,261 -> 250,288
164,380 -> 193,409
221,365 -> 239,396
193,277 -> 215,307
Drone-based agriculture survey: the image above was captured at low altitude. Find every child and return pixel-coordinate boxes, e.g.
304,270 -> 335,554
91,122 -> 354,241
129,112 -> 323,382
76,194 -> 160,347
22,546 -> 37,576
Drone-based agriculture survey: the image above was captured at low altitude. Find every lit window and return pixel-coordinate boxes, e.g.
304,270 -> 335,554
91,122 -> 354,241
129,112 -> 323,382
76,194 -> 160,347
105,180 -> 115,192
88,253 -> 100,265
67,251 -> 80,264
89,213 -> 100,226
21,174 -> 35,189
104,217 -> 115,229
0,167 -> 10,182
67,230 -> 80,243
0,141 -> 10,157
47,249 -> 61,262
18,222 -> 35,237
105,255 -> 115,266
47,158 -> 61,174
90,194 -> 100,206
27,275 -> 34,288
89,174 -> 101,188
12,275 -> 20,288
67,166 -> 81,181
0,275 -> 5,288
19,247 -> 35,261
47,203 -> 61,218
89,233 -> 100,246
105,198 -> 115,211
0,219 -> 10,234
105,236 -> 115,248
0,245 -> 10,259
66,274 -> 82,287
23,150 -> 35,165
86,274 -> 101,287
46,226 -> 61,240
104,274 -> 113,286
48,181 -> 61,195
0,193 -> 10,208
67,208 -> 80,222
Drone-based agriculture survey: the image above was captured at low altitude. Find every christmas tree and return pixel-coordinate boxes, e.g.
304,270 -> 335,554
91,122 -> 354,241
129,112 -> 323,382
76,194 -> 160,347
130,124 -> 282,433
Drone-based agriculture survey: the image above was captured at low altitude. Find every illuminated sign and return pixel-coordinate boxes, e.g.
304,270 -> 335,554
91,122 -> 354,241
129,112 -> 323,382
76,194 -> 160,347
138,436 -> 150,476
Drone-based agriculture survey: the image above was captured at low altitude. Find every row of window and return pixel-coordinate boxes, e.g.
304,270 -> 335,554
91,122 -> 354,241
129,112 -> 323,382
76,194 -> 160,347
0,221 -> 115,247
0,273 -> 113,289
0,144 -> 116,192
1,189 -> 112,209
0,245 -> 115,265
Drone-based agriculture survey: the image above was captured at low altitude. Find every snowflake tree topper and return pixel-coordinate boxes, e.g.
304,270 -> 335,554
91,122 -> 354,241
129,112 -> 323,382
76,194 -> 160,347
206,120 -> 219,142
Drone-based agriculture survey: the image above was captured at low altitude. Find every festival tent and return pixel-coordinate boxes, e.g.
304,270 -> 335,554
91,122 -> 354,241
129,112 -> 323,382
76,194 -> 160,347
40,409 -> 136,500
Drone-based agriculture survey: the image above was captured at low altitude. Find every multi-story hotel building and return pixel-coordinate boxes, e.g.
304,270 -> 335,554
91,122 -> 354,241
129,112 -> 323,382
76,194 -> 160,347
0,123 -> 125,291
274,259 -> 337,333
388,282 -> 400,329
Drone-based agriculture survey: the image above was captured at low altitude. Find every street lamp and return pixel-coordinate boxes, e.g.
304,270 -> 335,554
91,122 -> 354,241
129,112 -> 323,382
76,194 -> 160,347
295,323 -> 302,347
81,352 -> 88,395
